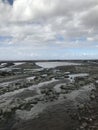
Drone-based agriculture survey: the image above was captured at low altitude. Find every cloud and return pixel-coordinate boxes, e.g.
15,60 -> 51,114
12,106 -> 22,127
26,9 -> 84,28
0,0 -> 98,59
82,5 -> 98,29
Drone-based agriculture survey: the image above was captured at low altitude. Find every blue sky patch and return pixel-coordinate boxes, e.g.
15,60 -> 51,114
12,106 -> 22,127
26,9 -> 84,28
2,0 -> 13,5
0,36 -> 12,42
56,35 -> 65,42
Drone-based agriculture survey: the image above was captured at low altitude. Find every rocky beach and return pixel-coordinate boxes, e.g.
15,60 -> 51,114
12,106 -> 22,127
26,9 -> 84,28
0,61 -> 98,130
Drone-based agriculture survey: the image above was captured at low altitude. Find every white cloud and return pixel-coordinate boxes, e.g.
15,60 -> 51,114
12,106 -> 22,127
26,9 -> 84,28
0,0 -> 98,59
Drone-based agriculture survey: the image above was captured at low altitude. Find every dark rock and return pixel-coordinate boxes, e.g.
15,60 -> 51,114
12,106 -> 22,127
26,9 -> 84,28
60,85 -> 66,89
90,94 -> 95,100
78,104 -> 85,110
80,122 -> 88,129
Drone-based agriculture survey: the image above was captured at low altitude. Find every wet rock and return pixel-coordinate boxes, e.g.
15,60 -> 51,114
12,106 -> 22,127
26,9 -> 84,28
2,107 -> 12,114
6,108 -> 12,113
90,94 -> 95,100
16,104 -> 21,108
32,99 -> 38,104
89,118 -> 93,122
61,90 -> 66,94
59,94 -> 66,100
14,98 -> 21,103
40,89 -> 47,94
48,94 -> 54,98
20,105 -> 25,110
54,88 -> 61,95
78,81 -> 85,86
95,80 -> 98,86
10,104 -> 16,110
65,90 -> 69,94
20,103 -> 32,111
81,117 -> 93,123
0,115 -> 3,120
76,128 -> 80,130
80,122 -> 88,129
60,85 -> 66,89
37,96 -> 44,101
64,75 -> 69,78
0,109 -> 2,115
78,104 -> 85,110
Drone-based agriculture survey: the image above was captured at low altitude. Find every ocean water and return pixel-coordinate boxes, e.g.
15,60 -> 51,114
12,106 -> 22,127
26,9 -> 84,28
36,62 -> 81,68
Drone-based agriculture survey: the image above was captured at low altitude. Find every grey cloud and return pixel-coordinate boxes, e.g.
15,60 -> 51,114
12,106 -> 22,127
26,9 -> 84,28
0,0 -> 98,53
81,6 -> 98,29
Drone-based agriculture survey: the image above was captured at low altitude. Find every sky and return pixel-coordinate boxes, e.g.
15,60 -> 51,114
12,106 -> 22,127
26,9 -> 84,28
0,0 -> 98,60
